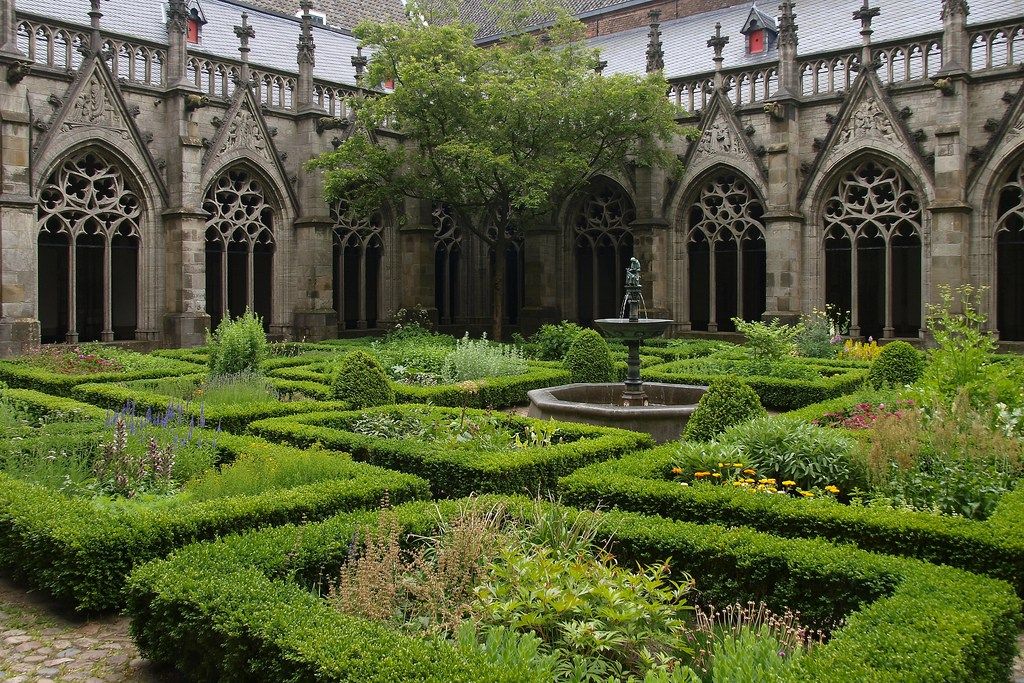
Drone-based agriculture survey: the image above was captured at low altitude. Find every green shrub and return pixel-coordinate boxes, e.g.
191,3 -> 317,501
331,350 -> 395,409
207,310 -> 269,376
530,321 -> 584,361
441,334 -> 528,383
732,317 -> 802,372
868,340 -> 924,388
683,378 -> 766,442
125,496 -> 1022,683
564,329 -> 613,384
719,417 -> 857,491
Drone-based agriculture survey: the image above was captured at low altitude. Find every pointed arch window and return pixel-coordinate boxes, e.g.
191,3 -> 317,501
204,168 -> 275,331
332,202 -> 383,330
433,204 -> 461,325
37,152 -> 141,343
995,157 -> 1024,341
573,181 -> 635,324
823,159 -> 922,339
685,173 -> 766,332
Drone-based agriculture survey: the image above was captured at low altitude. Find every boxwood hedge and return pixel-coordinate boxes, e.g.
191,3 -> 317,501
249,405 -> 653,498
558,444 -> 1024,596
126,496 -> 1020,683
0,391 -> 430,612
642,358 -> 868,410
0,355 -> 203,396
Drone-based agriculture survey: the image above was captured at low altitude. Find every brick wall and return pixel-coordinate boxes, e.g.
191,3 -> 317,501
584,0 -> 742,38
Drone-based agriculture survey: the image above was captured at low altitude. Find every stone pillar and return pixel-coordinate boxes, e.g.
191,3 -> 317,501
399,197 -> 437,322
0,22 -> 39,354
927,0 -> 971,334
761,0 -> 803,325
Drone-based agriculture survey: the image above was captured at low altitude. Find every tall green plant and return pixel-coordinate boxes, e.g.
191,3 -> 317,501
732,317 -> 802,373
206,310 -> 269,376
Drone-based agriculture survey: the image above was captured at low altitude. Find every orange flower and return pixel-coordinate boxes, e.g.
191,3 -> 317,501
671,466 -> 683,475
695,471 -> 711,478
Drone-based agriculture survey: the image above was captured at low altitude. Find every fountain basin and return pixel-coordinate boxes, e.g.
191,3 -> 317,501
527,382 -> 707,444
593,318 -> 673,341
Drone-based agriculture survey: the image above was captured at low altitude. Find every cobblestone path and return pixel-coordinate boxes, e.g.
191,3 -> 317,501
0,575 -> 179,683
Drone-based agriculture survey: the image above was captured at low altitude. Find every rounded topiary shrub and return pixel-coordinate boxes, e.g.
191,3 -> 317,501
564,329 -> 614,384
332,350 -> 395,408
683,377 -> 766,442
868,340 -> 924,388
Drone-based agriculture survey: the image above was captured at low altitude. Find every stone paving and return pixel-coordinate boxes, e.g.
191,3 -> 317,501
0,575 -> 179,683
0,570 -> 1023,682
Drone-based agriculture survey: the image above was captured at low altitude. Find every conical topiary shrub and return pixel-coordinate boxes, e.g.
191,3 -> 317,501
683,377 -> 766,442
868,340 -> 924,388
332,350 -> 395,408
564,328 -> 614,384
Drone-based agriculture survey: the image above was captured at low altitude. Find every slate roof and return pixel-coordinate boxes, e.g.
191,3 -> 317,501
15,0 -> 1024,86
587,0 -> 1023,80
18,0 -> 367,84
244,0 -> 406,30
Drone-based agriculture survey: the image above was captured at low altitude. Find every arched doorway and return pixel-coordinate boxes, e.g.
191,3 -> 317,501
204,168 -> 275,331
996,156 -> 1024,340
573,180 -> 635,324
822,159 -> 922,339
685,172 -> 767,332
37,151 -> 141,343
332,202 -> 383,330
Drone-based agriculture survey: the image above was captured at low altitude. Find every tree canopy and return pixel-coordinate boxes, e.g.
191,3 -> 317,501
310,5 -> 686,338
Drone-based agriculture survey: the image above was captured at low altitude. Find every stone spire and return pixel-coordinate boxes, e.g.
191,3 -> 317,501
166,0 -> 190,86
297,0 -> 316,110
88,0 -> 103,54
938,0 -> 969,74
852,0 -> 880,68
351,45 -> 368,84
0,0 -> 24,57
234,11 -> 255,82
707,21 -> 729,90
645,10 -> 664,73
774,0 -> 799,98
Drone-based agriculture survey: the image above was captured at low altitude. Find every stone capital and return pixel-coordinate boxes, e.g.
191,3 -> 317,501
0,193 -> 37,208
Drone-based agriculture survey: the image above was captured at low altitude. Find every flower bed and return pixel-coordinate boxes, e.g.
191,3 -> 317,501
126,496 -> 1020,682
642,357 -> 868,410
0,347 -> 203,396
249,405 -> 653,498
558,442 -> 1024,596
0,389 -> 429,612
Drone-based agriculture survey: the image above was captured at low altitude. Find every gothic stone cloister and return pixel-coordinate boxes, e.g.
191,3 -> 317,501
0,0 -> 1021,354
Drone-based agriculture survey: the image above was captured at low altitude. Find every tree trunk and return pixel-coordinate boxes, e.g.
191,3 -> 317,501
492,226 -> 506,341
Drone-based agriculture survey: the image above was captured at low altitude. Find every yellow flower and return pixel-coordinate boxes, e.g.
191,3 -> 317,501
782,480 -> 797,487
743,468 -> 757,475
695,471 -> 711,478
825,485 -> 840,494
799,491 -> 814,498
671,466 -> 683,475
744,478 -> 755,484
711,473 -> 722,478
717,463 -> 724,468
732,481 -> 743,486
733,463 -> 744,468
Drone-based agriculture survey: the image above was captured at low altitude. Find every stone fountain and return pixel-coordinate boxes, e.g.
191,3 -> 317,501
527,259 -> 706,443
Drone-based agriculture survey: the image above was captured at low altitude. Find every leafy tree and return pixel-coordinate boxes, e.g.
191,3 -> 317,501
309,4 -> 686,339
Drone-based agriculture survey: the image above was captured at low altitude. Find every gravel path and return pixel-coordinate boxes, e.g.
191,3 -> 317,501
0,575 -> 179,683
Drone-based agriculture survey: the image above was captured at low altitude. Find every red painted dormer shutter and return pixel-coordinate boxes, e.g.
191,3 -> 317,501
748,29 -> 765,54
187,17 -> 200,44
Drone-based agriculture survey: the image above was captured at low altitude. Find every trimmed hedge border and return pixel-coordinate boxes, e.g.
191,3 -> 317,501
249,405 -> 653,498
271,362 -> 574,409
126,496 -> 1020,682
558,444 -> 1024,596
0,356 -> 204,396
70,377 -> 349,434
642,358 -> 868,410
0,390 -> 430,612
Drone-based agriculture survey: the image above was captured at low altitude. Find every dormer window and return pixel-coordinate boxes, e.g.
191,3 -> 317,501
184,1 -> 207,44
295,9 -> 327,25
740,3 -> 777,55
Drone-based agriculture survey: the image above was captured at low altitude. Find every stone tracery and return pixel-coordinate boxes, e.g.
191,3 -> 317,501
332,201 -> 383,329
823,159 -> 923,339
37,151 -> 141,343
996,157 -> 1024,340
573,181 -> 635,323
685,172 -> 766,331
